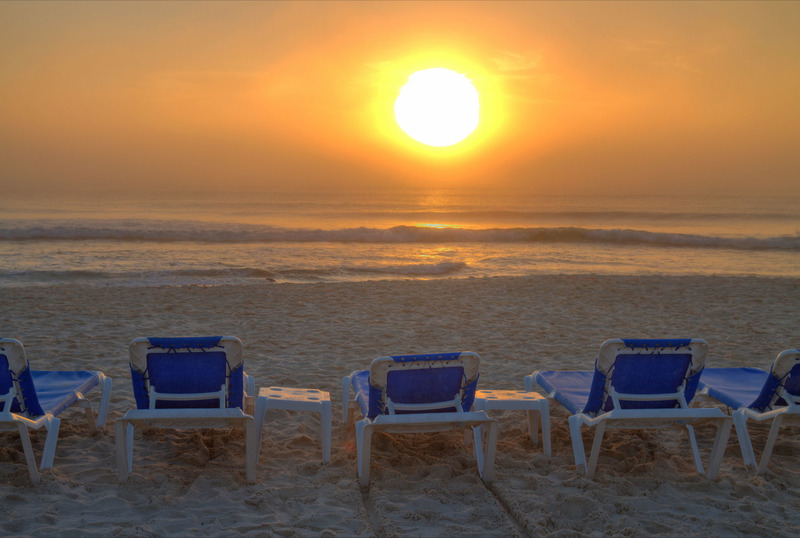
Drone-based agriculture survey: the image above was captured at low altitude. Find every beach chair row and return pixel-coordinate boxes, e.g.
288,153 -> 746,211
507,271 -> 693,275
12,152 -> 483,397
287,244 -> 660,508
2,337 -> 798,486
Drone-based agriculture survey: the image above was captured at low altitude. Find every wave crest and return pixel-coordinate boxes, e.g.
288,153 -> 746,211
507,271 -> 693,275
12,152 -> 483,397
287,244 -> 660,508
1,221 -> 798,251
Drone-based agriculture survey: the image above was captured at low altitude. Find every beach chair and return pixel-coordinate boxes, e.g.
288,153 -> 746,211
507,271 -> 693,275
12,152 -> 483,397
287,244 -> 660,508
525,339 -> 732,479
115,336 -> 257,484
0,337 -> 112,485
342,352 -> 498,487
699,349 -> 800,474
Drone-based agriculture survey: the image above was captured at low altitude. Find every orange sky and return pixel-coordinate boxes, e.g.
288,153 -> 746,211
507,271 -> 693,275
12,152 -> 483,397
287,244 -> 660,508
1,1 -> 798,195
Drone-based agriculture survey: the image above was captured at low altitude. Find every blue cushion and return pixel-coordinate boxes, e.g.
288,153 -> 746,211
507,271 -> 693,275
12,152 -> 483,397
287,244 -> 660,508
1,354 -> 45,416
589,353 -> 698,413
30,370 -> 100,416
534,370 -> 594,415
698,365 -> 800,412
782,363 -> 800,400
536,353 -> 701,416
350,366 -> 478,419
132,350 -> 244,409
0,359 -> 99,418
0,353 -> 16,410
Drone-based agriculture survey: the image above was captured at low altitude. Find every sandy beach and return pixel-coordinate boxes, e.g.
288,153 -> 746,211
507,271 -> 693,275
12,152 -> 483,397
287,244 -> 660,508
2,275 -> 799,536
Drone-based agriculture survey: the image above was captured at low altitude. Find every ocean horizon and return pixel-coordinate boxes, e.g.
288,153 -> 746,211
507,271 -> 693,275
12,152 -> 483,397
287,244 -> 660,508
1,189 -> 798,287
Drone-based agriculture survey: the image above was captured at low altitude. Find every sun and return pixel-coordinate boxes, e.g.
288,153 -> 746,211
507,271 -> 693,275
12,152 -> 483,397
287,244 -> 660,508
394,68 -> 479,147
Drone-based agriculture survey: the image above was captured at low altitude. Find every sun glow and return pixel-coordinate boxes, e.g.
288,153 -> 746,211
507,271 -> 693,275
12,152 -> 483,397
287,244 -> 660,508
417,223 -> 457,229
394,68 -> 479,147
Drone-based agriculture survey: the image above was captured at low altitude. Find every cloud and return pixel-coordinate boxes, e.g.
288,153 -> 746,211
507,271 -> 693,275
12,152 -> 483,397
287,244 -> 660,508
491,50 -> 543,77
617,38 -> 704,74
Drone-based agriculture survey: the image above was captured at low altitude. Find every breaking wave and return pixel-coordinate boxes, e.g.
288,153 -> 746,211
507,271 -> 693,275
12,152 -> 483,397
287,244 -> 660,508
0,262 -> 470,286
1,220 -> 798,251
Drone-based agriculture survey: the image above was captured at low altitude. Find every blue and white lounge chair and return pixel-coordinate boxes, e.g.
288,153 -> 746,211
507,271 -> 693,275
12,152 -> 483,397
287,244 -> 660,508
115,336 -> 257,483
0,337 -> 111,485
526,339 -> 732,479
699,349 -> 800,474
342,352 -> 498,487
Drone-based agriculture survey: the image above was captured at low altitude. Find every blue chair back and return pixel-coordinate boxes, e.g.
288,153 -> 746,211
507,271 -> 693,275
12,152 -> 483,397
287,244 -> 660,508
582,339 -> 708,415
366,352 -> 480,419
129,336 -> 245,410
0,338 -> 45,417
750,349 -> 800,411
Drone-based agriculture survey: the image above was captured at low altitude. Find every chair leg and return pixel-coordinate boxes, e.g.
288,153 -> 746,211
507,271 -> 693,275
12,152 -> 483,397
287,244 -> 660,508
341,376 -> 351,426
96,375 -> 112,429
345,402 -> 358,432
464,427 -> 474,451
72,394 -> 97,434
732,409 -> 757,470
472,425 -> 485,475
245,374 -> 256,402
685,424 -> 705,474
481,420 -> 498,483
705,418 -> 732,480
76,375 -> 113,433
355,420 -> 372,487
523,374 -> 534,392
17,422 -> 40,485
40,415 -> 60,470
126,423 -> 134,473
244,417 -> 256,484
587,421 -> 605,479
758,414 -> 784,474
115,419 -> 130,481
569,414 -> 588,475
468,399 -> 486,453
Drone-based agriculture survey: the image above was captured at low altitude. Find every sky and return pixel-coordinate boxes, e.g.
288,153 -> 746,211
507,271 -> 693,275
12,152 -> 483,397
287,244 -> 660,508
1,1 -> 799,196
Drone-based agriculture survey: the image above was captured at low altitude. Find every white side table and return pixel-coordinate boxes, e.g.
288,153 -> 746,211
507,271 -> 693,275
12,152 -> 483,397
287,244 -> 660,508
473,389 -> 551,457
255,386 -> 332,464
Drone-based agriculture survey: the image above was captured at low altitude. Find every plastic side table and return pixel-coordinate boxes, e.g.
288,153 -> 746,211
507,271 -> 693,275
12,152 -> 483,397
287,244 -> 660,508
255,386 -> 332,464
473,389 -> 551,457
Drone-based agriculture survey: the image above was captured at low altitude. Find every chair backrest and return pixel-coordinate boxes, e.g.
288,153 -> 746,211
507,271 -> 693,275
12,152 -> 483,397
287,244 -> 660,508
366,352 -> 480,419
582,338 -> 708,416
749,349 -> 800,411
0,338 -> 45,417
129,336 -> 245,410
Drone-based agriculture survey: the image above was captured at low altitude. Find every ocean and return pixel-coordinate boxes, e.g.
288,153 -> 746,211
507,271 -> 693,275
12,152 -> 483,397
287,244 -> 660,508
1,190 -> 798,287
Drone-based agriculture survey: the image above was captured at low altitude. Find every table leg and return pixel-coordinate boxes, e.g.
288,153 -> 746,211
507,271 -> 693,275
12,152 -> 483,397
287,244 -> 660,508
254,397 -> 269,463
321,400 -> 332,464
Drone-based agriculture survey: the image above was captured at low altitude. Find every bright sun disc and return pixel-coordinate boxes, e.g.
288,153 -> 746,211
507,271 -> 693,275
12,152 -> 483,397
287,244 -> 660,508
395,68 -> 479,147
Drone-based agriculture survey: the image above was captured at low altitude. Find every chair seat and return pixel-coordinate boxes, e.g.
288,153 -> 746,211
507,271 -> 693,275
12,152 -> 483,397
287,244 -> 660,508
699,367 -> 768,410
533,370 -> 593,415
30,370 -> 102,417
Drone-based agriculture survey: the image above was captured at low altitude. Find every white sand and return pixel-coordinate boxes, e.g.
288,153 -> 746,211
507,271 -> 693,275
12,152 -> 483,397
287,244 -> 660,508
2,275 -> 799,536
